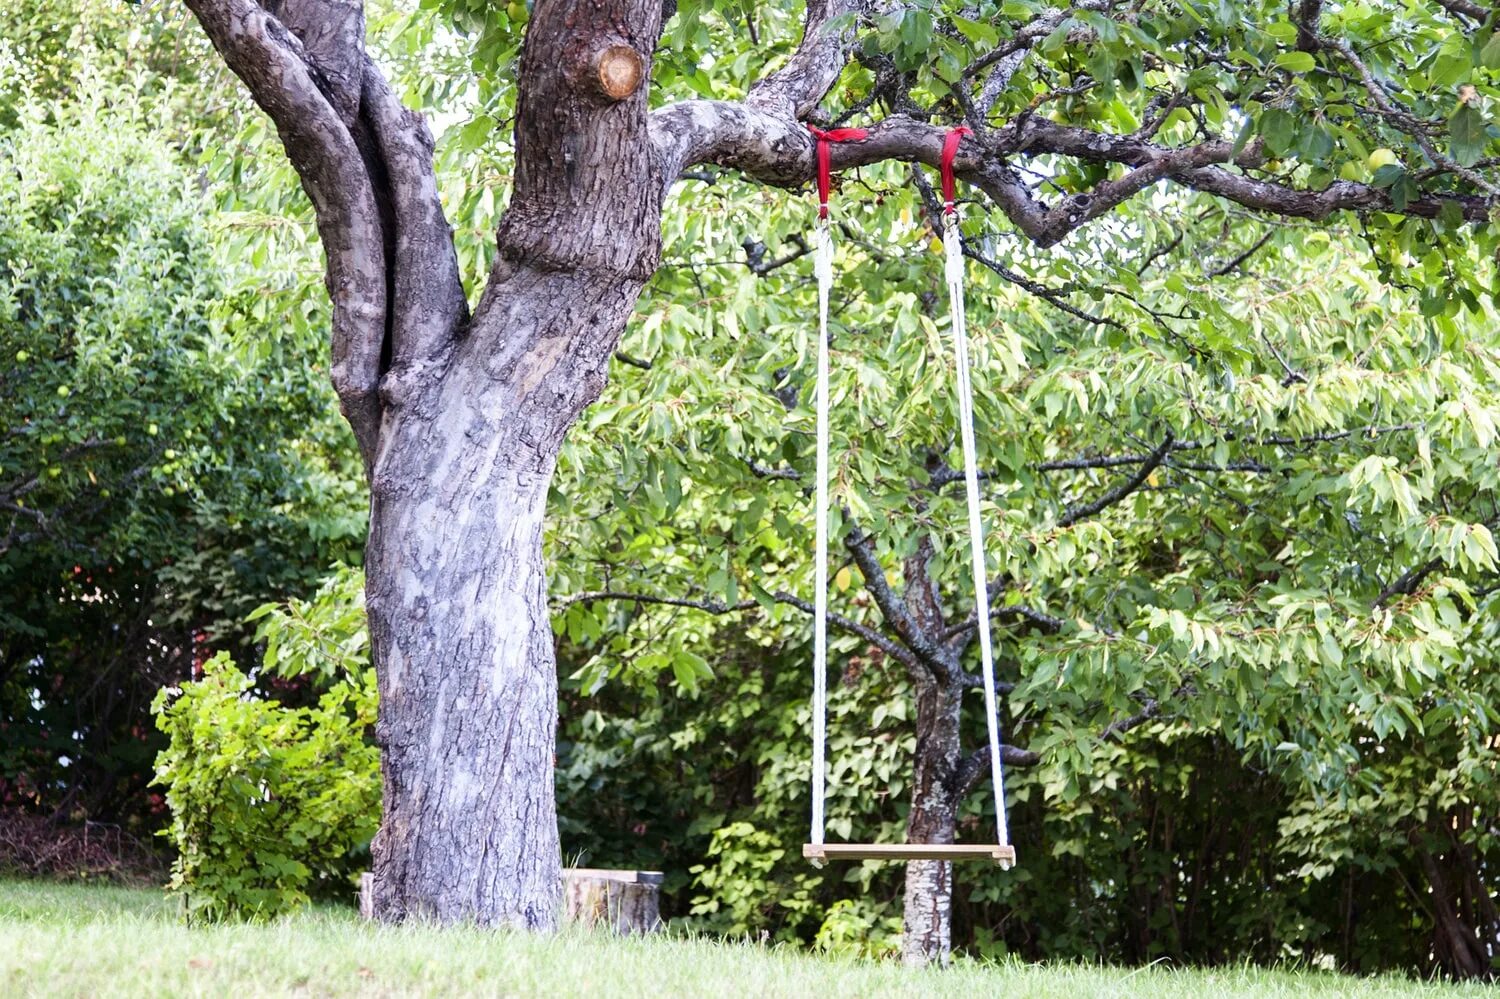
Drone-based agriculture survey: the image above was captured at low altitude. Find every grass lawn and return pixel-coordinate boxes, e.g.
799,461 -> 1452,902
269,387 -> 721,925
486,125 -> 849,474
0,877 -> 1489,998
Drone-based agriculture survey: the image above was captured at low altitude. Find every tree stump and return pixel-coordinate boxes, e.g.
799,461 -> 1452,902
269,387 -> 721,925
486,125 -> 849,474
562,868 -> 663,935
359,868 -> 662,933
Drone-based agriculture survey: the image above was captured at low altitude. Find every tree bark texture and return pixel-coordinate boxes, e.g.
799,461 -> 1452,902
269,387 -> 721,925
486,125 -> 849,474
186,0 -> 667,929
898,537 -> 963,966
363,0 -> 664,926
562,869 -> 664,934
902,674 -> 963,966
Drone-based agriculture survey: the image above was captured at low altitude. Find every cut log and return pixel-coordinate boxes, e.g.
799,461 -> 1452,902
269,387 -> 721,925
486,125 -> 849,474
360,869 -> 663,933
562,868 -> 663,935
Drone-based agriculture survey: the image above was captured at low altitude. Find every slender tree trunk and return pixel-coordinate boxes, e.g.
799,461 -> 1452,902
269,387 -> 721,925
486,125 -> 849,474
902,672 -> 964,966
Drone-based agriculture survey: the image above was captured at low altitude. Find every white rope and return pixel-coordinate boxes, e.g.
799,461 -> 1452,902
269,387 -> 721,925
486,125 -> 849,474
810,220 -> 832,850
943,211 -> 1012,864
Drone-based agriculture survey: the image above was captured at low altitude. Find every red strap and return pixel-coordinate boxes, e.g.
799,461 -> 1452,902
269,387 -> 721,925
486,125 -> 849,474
807,124 -> 869,219
941,126 -> 972,214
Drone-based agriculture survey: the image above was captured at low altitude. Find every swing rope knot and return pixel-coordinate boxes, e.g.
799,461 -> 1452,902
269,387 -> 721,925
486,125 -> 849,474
806,124 -> 869,219
940,125 -> 973,215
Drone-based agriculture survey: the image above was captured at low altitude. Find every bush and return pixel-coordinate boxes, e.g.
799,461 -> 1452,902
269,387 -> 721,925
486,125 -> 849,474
151,652 -> 378,921
0,85 -> 364,826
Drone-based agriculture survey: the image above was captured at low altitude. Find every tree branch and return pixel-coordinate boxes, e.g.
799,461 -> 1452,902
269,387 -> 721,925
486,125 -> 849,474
654,99 -> 1500,249
557,586 -> 923,671
1375,514 -> 1500,605
745,0 -> 859,118
954,689 -> 1175,796
942,600 -> 1065,644
931,424 -> 1419,489
359,59 -> 468,395
1100,696 -> 1166,740
1323,36 -> 1500,198
843,518 -> 954,674
184,0 -> 388,468
1430,0 -> 1489,19
952,743 -> 1042,797
1058,433 -> 1174,528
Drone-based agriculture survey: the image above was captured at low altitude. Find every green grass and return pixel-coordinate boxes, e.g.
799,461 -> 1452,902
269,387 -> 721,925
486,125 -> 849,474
0,878 -> 1487,998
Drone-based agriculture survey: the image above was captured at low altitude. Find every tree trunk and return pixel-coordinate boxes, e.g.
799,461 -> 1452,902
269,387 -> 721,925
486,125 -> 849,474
182,0 -> 850,933
902,672 -> 964,966
356,0 -> 664,927
365,255 -> 652,924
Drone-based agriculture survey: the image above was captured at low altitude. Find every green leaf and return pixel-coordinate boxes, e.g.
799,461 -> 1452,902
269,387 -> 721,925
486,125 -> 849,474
951,14 -> 999,48
1260,108 -> 1297,157
1274,51 -> 1317,74
1449,102 -> 1487,168
1480,30 -> 1500,70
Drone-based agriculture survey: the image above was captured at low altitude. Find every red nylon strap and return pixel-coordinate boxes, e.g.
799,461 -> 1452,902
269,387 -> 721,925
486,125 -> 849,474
941,126 -> 973,214
807,124 -> 869,219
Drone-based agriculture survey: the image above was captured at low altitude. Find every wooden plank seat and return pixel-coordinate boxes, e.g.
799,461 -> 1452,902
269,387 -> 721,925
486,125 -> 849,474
803,843 -> 1016,865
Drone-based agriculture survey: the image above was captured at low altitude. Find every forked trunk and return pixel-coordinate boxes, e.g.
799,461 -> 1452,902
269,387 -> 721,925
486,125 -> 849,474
355,0 -> 664,925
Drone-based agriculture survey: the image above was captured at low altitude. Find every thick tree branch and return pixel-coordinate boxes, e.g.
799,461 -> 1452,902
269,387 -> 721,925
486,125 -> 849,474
954,690 -> 1174,795
1374,559 -> 1443,607
769,589 -> 923,672
952,744 -> 1041,796
360,60 -> 468,399
1430,0 -> 1489,19
746,0 -> 860,118
1294,0 -> 1326,52
654,99 -> 1500,248
844,519 -> 954,674
184,0 -> 388,468
262,0 -> 367,124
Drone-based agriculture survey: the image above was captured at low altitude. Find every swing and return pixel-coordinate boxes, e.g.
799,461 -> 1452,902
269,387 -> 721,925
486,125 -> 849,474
802,125 -> 1016,871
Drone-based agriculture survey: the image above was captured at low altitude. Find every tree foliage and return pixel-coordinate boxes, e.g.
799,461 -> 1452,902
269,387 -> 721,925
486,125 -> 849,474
0,6 -> 364,824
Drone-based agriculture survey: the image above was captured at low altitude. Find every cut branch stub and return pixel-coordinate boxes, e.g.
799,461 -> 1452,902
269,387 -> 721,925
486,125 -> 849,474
593,43 -> 645,100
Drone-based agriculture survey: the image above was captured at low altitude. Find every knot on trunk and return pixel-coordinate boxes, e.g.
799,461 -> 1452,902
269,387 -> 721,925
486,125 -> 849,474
594,43 -> 644,100
569,39 -> 645,101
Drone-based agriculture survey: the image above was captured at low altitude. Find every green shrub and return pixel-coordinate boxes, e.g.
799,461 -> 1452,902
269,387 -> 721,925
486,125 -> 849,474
151,651 -> 379,921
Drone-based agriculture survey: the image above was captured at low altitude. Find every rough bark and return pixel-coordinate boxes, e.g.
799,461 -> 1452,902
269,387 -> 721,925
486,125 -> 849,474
902,673 -> 963,966
187,0 -> 664,928
365,260 -> 652,924
364,0 -> 663,925
898,534 -> 962,966
562,869 -> 663,934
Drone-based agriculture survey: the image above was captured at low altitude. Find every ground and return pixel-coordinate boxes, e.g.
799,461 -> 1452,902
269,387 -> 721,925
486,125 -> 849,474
0,878 -> 1489,997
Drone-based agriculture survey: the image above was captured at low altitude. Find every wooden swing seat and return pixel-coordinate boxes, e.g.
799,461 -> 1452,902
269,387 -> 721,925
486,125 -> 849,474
803,843 -> 1016,865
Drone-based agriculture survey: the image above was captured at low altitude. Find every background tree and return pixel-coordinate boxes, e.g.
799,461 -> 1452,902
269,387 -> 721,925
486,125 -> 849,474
175,0 -> 1500,962
0,4 -> 364,828
555,201 -> 1500,967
